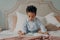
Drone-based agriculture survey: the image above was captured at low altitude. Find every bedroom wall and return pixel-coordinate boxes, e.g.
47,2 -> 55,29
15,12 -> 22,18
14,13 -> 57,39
0,0 -> 60,29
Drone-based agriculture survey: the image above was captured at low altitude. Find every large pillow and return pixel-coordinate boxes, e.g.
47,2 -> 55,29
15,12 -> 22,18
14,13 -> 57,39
8,13 -> 17,31
14,12 -> 27,32
45,12 -> 60,27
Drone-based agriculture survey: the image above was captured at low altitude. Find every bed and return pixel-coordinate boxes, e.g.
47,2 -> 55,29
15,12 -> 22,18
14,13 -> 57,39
0,0 -> 60,40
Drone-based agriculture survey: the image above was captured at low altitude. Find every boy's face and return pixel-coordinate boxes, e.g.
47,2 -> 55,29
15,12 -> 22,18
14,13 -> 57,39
27,12 -> 36,21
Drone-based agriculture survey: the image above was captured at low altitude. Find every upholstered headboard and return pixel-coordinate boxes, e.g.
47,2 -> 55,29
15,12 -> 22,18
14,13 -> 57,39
4,0 -> 60,30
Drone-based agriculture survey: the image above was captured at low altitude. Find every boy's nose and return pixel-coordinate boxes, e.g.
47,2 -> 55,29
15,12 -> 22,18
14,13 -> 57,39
29,18 -> 33,21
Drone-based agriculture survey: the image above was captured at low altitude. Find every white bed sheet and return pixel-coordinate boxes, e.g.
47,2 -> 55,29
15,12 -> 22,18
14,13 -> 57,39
0,30 -> 19,39
48,30 -> 60,37
25,31 -> 60,37
0,30 -> 60,39
26,31 -> 60,37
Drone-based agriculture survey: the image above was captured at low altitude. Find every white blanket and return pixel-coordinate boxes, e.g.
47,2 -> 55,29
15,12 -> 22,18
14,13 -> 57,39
48,30 -> 60,37
26,33 -> 48,37
0,30 -> 19,39
0,30 -> 60,39
26,31 -> 60,37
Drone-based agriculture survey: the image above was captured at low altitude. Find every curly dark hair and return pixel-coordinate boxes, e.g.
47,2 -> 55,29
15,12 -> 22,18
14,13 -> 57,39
26,5 -> 37,15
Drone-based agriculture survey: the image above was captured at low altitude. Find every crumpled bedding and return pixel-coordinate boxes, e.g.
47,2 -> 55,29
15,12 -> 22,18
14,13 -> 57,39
0,35 -> 60,40
48,30 -> 60,37
0,30 -> 19,39
0,30 -> 60,40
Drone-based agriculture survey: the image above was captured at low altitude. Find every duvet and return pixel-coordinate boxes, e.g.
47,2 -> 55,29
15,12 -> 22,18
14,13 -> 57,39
0,31 -> 60,40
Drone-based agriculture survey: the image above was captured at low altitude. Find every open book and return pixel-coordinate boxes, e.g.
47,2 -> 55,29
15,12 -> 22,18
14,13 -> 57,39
26,33 -> 48,37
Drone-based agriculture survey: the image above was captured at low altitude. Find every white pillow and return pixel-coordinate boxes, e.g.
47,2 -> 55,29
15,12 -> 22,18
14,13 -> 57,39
14,12 -> 27,32
45,12 -> 60,27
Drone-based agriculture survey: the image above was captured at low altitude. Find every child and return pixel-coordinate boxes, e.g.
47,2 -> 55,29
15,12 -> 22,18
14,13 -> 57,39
18,5 -> 48,35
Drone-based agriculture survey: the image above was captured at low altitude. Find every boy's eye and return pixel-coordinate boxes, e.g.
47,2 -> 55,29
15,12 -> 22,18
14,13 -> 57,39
29,16 -> 33,18
29,16 -> 30,17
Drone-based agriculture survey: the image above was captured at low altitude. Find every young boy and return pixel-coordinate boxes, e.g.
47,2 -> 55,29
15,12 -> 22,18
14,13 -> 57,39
18,5 -> 48,35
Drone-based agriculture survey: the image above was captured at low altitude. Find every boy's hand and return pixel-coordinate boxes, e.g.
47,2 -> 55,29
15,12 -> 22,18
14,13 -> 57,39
38,30 -> 44,34
38,30 -> 49,39
18,31 -> 25,36
43,32 -> 49,35
38,30 -> 49,35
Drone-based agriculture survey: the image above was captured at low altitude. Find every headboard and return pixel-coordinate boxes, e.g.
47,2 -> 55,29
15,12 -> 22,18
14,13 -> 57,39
4,0 -> 60,30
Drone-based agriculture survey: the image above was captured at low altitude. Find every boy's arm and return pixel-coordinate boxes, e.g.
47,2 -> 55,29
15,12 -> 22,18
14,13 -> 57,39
38,23 -> 49,35
40,23 -> 47,33
18,25 -> 27,35
18,20 -> 27,35
37,20 -> 49,34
